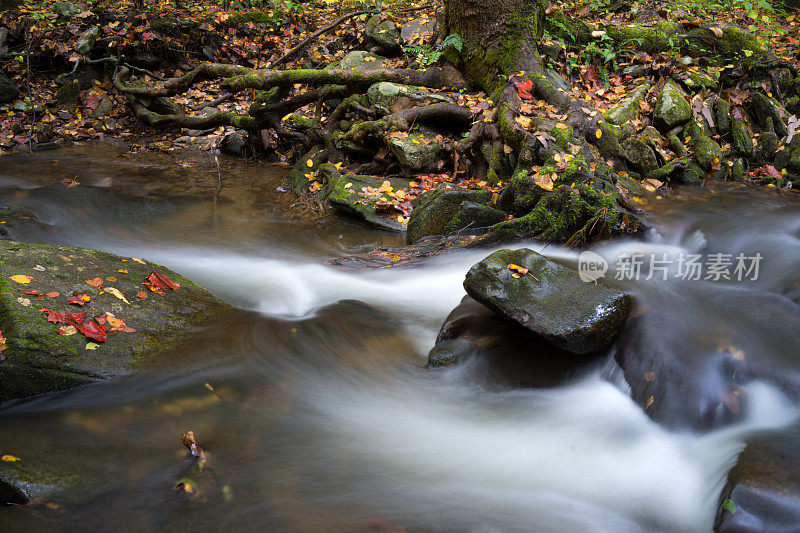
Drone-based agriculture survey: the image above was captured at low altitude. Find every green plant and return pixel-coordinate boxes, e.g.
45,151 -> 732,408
402,33 -> 463,66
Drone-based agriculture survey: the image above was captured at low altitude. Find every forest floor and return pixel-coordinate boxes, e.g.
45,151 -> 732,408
1,0 -> 799,242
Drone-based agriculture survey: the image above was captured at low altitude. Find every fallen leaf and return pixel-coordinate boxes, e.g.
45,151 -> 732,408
533,172 -> 554,191
1,455 -> 20,462
144,271 -> 180,295
77,319 -> 107,342
58,325 -> 78,336
68,294 -> 91,306
131,258 -> 147,264
105,287 -> 130,304
10,275 -> 33,284
645,395 -> 654,409
136,291 -> 148,300
508,263 -> 529,275
46,292 -> 60,298
118,269 -> 129,274
85,342 -> 100,350
85,277 -> 104,287
16,297 -> 31,307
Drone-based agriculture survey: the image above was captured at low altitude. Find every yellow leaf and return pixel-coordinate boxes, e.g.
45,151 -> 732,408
9,275 -> 33,284
533,173 -> 554,191
105,287 -> 130,304
595,128 -> 602,139
131,258 -> 146,264
645,395 -> 654,409
306,159 -> 314,167
555,123 -> 569,129
86,342 -> 100,351
515,116 -> 532,128
344,182 -> 352,188
1,455 -> 20,462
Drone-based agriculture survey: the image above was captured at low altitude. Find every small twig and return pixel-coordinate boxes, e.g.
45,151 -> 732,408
268,9 -> 378,69
195,92 -> 232,111
25,43 -> 33,153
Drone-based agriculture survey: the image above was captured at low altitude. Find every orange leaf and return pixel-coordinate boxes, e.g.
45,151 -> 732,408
85,277 -> 104,287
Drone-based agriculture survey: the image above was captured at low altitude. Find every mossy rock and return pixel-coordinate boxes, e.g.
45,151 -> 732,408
445,201 -> 506,235
463,248 -> 632,354
751,92 -> 789,138
715,98 -> 732,135
679,70 -> 718,91
653,79 -> 692,131
325,171 -> 410,232
386,130 -> 442,170
55,80 -> 81,109
694,136 -> 723,171
74,25 -> 100,56
487,183 -> 643,244
406,187 -> 491,244
366,82 -> 452,115
593,122 -> 627,160
604,82 -> 651,125
622,138 -> 659,175
0,241 -> 230,403
677,162 -> 704,185
731,118 -> 754,157
340,50 -> 386,70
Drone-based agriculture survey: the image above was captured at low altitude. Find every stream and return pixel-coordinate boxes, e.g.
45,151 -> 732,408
1,143 -> 799,532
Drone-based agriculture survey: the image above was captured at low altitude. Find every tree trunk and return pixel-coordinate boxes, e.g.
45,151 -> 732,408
444,0 -> 546,94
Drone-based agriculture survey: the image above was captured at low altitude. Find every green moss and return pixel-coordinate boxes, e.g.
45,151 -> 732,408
606,21 -> 681,54
550,124 -> 573,150
459,4 -> 545,92
489,183 -> 641,244
224,10 -> 284,29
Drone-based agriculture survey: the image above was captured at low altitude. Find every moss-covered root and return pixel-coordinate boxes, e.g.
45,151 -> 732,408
488,183 -> 643,245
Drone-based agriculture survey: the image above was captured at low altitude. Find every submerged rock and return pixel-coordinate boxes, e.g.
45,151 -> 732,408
714,424 -> 800,532
463,249 -> 632,355
0,240 -> 229,403
428,296 -> 598,387
0,206 -> 51,242
406,187 -> 492,244
616,290 -> 800,430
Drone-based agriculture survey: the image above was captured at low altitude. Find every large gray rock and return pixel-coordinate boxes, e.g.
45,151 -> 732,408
0,68 -> 18,104
74,25 -> 99,55
367,81 -> 453,115
400,17 -> 435,44
0,206 -> 51,242
604,82 -> 650,125
463,248 -> 632,354
339,50 -> 385,70
364,15 -> 401,53
653,79 -> 692,131
0,240 -> 230,402
386,129 -> 442,170
406,187 -> 491,244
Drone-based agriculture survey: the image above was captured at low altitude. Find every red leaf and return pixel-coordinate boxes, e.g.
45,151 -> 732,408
39,309 -> 86,327
144,270 -> 180,294
25,289 -> 41,296
516,79 -> 533,100
765,165 -> 783,180
77,319 -> 107,342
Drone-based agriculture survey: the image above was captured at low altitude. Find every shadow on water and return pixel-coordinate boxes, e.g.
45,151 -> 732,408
2,147 -> 800,531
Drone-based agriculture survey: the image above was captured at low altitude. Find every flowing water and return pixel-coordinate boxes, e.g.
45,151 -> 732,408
1,144 -> 799,532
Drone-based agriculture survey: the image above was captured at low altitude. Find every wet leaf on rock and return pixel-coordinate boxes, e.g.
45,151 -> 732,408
10,275 -> 34,284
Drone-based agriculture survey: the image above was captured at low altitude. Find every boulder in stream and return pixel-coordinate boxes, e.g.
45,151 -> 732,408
428,295 -> 599,388
0,240 -> 230,403
463,249 -> 632,355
